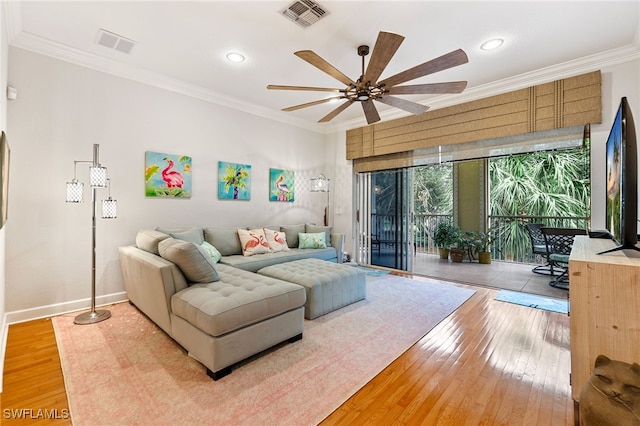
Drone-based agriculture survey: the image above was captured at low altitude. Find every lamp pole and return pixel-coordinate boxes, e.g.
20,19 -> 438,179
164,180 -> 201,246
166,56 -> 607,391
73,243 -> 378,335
73,144 -> 112,325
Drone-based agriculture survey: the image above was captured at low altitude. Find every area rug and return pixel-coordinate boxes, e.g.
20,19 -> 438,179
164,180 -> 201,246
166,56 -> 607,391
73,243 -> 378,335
495,289 -> 569,314
53,275 -> 475,426
354,265 -> 391,276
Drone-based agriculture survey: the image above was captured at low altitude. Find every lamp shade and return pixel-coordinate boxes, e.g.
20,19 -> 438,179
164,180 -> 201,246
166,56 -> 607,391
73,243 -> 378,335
310,174 -> 329,192
102,197 -> 117,219
90,166 -> 107,187
66,180 -> 83,203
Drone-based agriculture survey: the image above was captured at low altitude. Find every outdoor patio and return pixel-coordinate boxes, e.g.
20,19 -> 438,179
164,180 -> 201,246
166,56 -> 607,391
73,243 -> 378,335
412,251 -> 568,299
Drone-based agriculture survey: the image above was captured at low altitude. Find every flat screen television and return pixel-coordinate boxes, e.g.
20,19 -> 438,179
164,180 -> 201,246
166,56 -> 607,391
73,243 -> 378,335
600,96 -> 639,254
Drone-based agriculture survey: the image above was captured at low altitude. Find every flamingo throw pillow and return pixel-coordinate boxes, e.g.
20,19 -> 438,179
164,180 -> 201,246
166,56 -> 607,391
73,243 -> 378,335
237,228 -> 271,256
264,228 -> 290,252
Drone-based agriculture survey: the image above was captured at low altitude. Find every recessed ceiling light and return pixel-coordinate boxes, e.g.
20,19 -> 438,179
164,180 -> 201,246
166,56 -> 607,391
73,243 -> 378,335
480,38 -> 504,51
226,52 -> 245,63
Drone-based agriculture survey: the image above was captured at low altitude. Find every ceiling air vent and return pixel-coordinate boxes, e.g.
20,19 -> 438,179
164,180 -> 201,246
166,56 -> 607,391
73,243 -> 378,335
281,0 -> 329,28
96,29 -> 136,54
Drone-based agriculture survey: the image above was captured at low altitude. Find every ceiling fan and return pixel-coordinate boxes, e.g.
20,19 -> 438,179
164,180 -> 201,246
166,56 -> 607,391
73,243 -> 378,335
267,31 -> 469,125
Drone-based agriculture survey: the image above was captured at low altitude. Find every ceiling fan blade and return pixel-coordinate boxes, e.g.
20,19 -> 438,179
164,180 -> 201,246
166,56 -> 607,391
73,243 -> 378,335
295,50 -> 355,86
319,101 -> 355,123
282,96 -> 344,112
362,100 -> 381,124
376,96 -> 430,115
379,49 -> 469,87
363,31 -> 405,84
387,81 -> 467,95
267,85 -> 343,93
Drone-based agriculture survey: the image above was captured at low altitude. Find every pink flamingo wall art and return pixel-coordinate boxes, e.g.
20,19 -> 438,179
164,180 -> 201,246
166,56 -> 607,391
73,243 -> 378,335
145,151 -> 192,198
162,158 -> 184,189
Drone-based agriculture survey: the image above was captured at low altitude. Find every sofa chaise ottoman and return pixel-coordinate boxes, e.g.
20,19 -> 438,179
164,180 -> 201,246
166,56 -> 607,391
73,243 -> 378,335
257,258 -> 367,319
119,230 -> 307,380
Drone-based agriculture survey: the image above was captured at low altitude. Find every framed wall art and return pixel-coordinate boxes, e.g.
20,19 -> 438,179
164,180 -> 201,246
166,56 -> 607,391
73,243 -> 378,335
269,168 -> 294,202
145,151 -> 192,198
0,131 -> 9,229
218,161 -> 251,200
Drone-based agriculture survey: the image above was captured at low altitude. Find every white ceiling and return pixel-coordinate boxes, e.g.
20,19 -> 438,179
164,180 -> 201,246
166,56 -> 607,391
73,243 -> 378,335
5,1 -> 640,133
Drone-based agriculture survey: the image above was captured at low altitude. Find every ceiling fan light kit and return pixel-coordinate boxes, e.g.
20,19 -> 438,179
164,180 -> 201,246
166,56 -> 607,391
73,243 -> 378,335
268,31 -> 469,125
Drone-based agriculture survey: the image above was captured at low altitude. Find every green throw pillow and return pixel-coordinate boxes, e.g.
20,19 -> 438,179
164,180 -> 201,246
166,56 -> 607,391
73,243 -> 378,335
298,232 -> 327,249
200,241 -> 222,263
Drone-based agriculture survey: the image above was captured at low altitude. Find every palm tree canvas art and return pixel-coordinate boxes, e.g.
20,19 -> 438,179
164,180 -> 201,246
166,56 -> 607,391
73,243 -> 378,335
269,168 -> 294,202
145,151 -> 192,198
218,161 -> 251,200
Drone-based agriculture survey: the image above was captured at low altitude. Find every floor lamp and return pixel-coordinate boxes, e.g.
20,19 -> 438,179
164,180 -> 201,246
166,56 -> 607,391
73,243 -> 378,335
310,174 -> 330,226
66,144 -> 117,325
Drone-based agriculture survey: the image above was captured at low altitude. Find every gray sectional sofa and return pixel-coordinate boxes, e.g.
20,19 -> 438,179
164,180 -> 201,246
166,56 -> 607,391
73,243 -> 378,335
118,224 -> 344,379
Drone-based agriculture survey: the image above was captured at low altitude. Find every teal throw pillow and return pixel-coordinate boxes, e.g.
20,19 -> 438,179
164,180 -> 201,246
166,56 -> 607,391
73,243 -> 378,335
298,232 -> 327,249
200,241 -> 222,263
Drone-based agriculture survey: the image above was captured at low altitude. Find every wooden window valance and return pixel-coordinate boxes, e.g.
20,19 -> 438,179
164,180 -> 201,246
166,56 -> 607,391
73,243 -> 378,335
347,70 -> 601,171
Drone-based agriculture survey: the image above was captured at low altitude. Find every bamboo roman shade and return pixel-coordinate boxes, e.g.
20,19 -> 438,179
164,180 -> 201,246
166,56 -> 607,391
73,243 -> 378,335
348,70 -> 601,172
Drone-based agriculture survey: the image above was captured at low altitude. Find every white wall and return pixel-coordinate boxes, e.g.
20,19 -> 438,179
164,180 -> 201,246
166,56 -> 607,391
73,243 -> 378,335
6,47 -> 330,321
0,1 -> 9,391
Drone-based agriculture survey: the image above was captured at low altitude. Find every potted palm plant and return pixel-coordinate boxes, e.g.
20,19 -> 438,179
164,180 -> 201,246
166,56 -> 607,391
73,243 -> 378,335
433,222 -> 459,260
475,229 -> 497,264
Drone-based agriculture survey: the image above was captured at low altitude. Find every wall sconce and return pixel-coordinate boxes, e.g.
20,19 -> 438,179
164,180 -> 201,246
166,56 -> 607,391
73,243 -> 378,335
310,173 -> 330,226
66,144 -> 117,325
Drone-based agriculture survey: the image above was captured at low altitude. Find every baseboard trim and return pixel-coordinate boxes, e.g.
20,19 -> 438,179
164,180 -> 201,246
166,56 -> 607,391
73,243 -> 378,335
5,292 -> 128,325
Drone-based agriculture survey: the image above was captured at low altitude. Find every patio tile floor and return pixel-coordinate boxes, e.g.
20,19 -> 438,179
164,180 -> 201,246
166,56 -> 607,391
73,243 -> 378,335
411,252 -> 568,300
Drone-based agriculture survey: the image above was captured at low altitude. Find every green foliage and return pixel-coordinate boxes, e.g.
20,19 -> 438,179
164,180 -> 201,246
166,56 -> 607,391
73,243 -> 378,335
466,229 -> 498,252
413,164 -> 453,215
489,147 -> 590,259
222,165 -> 249,192
434,222 -> 459,248
145,165 -> 159,182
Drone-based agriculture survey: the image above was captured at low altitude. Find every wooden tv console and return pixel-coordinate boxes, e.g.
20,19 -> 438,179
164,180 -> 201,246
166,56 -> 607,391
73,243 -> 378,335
569,235 -> 640,408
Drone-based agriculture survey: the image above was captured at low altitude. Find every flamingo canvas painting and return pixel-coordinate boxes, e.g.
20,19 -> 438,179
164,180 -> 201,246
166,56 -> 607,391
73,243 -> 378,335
145,151 -> 192,198
269,168 -> 294,202
218,161 -> 251,200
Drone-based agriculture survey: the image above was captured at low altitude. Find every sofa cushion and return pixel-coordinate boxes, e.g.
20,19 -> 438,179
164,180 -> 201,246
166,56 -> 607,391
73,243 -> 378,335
238,228 -> 271,256
168,227 -> 204,245
281,224 -> 305,248
158,237 -> 220,283
171,263 -> 306,337
219,248 -> 337,272
136,229 -> 170,255
306,224 -> 332,247
200,241 -> 222,263
264,228 -> 290,253
299,232 -> 327,249
204,228 -> 243,256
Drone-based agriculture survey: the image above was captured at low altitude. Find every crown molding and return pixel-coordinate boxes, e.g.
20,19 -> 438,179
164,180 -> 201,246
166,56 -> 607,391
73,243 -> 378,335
9,30 -> 326,134
2,1 -> 22,43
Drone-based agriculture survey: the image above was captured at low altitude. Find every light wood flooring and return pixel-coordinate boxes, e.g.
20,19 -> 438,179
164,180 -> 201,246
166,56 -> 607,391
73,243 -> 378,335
1,275 -> 573,425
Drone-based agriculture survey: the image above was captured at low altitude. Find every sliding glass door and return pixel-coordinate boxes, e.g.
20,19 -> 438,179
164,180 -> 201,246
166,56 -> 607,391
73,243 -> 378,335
356,169 -> 413,272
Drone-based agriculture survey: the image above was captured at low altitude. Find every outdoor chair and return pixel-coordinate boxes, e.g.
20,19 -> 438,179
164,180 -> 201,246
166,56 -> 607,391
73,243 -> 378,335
525,223 -> 554,276
540,227 -> 587,290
